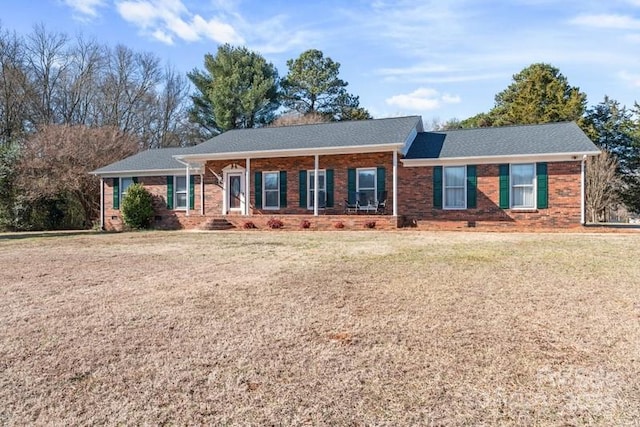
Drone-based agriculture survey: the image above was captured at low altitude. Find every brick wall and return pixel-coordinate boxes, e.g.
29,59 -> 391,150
102,157 -> 585,231
397,161 -> 583,229
103,175 -> 204,231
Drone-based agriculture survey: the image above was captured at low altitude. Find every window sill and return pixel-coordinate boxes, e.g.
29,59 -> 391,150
510,208 -> 539,213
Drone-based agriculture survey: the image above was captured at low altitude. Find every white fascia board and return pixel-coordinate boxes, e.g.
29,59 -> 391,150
401,151 -> 601,167
91,168 -> 203,178
175,143 -> 404,162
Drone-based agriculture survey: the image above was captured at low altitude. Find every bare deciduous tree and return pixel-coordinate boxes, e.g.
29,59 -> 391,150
586,151 -> 621,223
18,125 -> 139,226
269,111 -> 330,127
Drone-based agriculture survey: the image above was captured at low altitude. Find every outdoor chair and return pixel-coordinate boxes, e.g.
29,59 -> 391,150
376,191 -> 388,214
344,195 -> 359,214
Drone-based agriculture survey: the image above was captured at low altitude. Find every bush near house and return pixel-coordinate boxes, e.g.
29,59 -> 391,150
121,184 -> 154,229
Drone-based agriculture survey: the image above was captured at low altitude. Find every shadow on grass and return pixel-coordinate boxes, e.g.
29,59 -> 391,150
0,230 -> 110,241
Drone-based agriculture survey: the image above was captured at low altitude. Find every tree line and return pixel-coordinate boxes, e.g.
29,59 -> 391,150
0,24 -> 369,231
432,63 -> 640,221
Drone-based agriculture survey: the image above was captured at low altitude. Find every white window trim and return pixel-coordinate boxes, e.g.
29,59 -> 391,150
307,169 -> 326,210
356,167 -> 377,205
510,163 -> 537,210
443,165 -> 467,210
120,177 -> 134,204
262,171 -> 280,210
174,175 -> 188,211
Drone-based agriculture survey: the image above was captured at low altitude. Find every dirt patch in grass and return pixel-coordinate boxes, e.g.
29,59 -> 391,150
1,231 -> 639,425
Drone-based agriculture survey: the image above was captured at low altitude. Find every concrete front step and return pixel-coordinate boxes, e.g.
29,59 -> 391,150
200,218 -> 236,230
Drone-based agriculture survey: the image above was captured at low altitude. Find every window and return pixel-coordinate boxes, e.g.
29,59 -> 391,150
444,166 -> 466,209
307,170 -> 326,209
357,168 -> 376,206
175,175 -> 187,209
263,171 -> 280,209
511,163 -> 535,209
120,177 -> 134,201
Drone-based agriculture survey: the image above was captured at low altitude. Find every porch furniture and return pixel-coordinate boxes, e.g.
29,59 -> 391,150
376,191 -> 388,214
344,199 -> 359,214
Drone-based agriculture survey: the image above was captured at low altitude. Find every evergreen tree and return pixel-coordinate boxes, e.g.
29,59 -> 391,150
187,44 -> 279,133
281,49 -> 370,120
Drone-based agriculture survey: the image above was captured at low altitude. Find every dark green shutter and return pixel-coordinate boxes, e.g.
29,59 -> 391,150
254,172 -> 262,209
326,169 -> 334,208
347,168 -> 356,203
466,165 -> 477,209
113,178 -> 120,210
189,175 -> 195,210
279,171 -> 287,208
132,177 -> 138,184
536,162 -> 548,209
376,167 -> 386,195
499,164 -> 510,209
166,176 -> 173,209
433,166 -> 443,209
299,171 -> 307,208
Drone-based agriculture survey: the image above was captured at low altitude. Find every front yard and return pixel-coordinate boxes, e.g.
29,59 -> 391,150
1,230 -> 639,425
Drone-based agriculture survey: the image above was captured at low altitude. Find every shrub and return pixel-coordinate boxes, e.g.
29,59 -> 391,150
121,183 -> 154,229
364,220 -> 376,229
300,219 -> 311,229
243,221 -> 257,229
333,221 -> 345,229
267,218 -> 284,229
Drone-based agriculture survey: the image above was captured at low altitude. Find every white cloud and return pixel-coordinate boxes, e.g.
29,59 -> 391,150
385,88 -> 461,111
62,0 -> 107,19
116,0 -> 243,45
569,14 -> 640,30
618,70 -> 640,87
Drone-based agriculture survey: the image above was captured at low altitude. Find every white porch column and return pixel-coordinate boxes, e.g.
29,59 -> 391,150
245,158 -> 251,216
100,177 -> 104,230
314,154 -> 319,216
185,164 -> 190,216
393,150 -> 398,217
200,173 -> 204,215
581,155 -> 586,224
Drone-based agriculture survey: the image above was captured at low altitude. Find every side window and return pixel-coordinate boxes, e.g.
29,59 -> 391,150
263,171 -> 280,209
443,166 -> 466,209
511,163 -> 535,209
175,175 -> 187,209
120,177 -> 134,202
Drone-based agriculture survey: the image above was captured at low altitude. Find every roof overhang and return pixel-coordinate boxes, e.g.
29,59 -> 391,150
401,151 -> 601,167
175,143 -> 404,162
91,167 -> 203,178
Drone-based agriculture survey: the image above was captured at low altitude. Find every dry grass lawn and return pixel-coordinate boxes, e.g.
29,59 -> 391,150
1,230 -> 639,425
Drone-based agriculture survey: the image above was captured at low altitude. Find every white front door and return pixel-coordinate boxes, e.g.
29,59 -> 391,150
226,172 -> 245,214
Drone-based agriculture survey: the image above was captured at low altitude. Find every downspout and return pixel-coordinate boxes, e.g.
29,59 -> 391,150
100,177 -> 104,230
393,150 -> 398,217
581,154 -> 587,225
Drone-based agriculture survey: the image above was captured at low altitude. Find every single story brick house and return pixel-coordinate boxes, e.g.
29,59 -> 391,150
91,116 -> 600,230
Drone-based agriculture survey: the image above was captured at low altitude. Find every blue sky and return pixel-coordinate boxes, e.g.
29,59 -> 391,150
3,0 -> 640,125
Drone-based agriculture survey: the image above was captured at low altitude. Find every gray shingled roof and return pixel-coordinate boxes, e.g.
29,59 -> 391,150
405,122 -> 599,159
92,147 -> 187,175
184,115 -> 422,156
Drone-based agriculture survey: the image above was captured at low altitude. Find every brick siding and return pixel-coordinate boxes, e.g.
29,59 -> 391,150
102,155 -> 585,231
